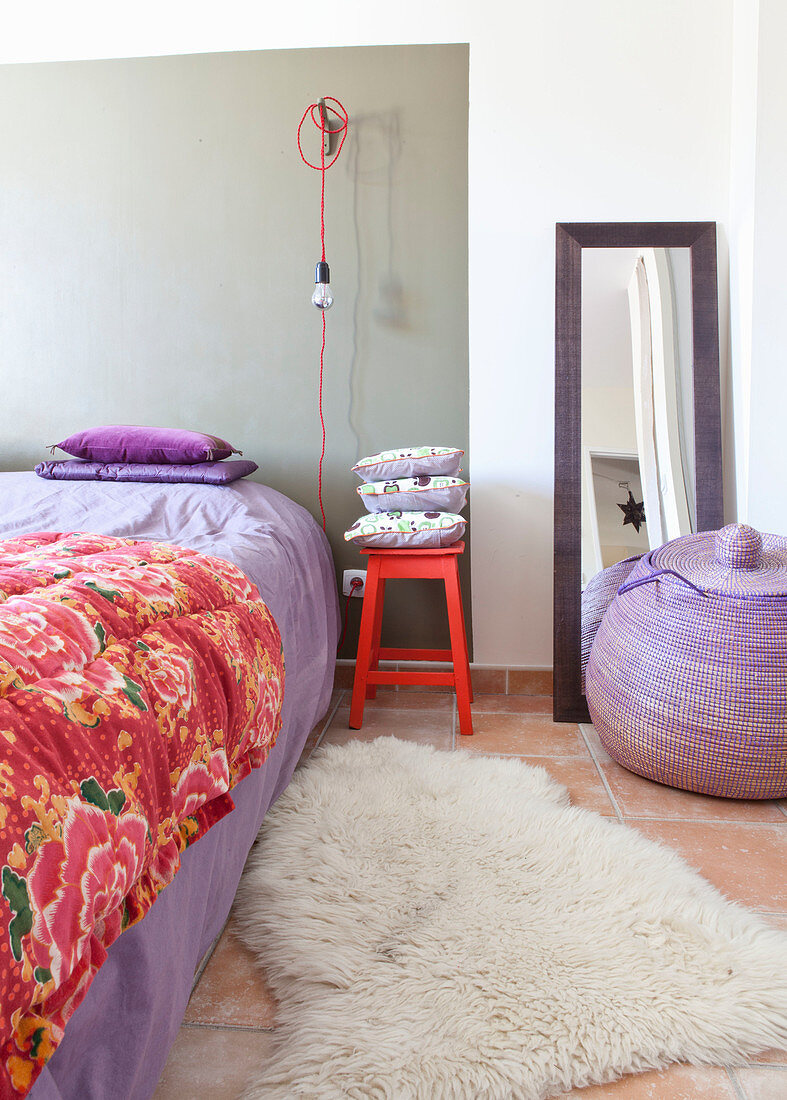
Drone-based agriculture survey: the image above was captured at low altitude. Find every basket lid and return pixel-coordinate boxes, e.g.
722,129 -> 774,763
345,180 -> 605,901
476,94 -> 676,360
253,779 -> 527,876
649,523 -> 787,597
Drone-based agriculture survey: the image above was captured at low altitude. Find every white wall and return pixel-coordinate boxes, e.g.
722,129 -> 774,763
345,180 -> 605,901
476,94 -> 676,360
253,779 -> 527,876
727,0 -> 759,522
1,1 -> 735,668
741,0 -> 787,535
724,0 -> 787,538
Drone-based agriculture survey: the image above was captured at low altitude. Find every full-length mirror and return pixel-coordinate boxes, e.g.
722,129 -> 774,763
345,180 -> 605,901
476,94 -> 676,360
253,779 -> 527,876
554,223 -> 723,722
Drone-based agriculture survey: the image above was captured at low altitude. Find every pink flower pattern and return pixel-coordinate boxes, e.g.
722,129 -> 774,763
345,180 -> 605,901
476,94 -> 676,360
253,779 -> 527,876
173,753 -> 231,818
35,660 -> 127,704
75,562 -> 179,609
144,648 -> 194,710
0,599 -> 98,681
26,801 -> 147,986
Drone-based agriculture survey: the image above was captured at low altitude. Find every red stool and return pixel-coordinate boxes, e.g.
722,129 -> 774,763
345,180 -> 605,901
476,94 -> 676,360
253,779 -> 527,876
349,541 -> 473,735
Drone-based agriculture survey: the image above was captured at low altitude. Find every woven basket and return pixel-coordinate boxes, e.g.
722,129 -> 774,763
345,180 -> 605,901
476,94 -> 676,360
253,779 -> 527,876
586,523 -> 787,799
581,556 -> 642,691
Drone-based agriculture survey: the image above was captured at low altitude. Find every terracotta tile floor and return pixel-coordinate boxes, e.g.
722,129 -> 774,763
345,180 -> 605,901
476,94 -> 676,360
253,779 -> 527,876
154,688 -> 787,1100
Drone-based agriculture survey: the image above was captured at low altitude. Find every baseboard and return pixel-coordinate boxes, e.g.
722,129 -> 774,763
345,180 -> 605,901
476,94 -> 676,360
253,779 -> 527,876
334,660 -> 553,696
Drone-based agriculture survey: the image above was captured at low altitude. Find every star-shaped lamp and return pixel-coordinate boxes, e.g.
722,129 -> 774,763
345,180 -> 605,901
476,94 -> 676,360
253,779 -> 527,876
618,490 -> 646,534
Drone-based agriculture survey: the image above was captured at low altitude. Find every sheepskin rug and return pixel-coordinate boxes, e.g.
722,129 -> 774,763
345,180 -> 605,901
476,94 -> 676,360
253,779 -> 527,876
234,737 -> 787,1099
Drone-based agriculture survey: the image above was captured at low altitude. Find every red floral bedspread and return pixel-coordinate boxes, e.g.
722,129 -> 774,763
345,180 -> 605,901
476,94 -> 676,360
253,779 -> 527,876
0,532 -> 284,1098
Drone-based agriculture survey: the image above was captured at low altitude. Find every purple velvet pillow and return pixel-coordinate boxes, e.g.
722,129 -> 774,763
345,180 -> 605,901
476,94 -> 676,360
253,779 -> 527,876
53,426 -> 242,465
35,459 -> 258,485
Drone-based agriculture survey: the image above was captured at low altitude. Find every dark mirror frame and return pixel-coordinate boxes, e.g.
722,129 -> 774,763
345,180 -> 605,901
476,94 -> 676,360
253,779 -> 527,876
553,222 -> 724,722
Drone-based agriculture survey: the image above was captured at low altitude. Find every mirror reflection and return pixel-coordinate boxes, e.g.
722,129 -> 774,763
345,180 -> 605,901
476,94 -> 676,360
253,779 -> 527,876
580,247 -> 695,590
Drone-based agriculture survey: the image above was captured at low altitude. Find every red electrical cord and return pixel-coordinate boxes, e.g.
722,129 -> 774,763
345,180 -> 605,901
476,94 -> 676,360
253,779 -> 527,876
297,97 -> 349,532
317,312 -> 327,531
297,99 -> 349,251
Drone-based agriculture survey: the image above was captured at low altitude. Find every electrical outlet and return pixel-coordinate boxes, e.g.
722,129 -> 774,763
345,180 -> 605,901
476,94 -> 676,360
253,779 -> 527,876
342,569 -> 366,597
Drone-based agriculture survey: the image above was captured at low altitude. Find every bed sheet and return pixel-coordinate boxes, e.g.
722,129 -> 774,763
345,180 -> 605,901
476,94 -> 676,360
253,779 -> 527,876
0,474 -> 339,1100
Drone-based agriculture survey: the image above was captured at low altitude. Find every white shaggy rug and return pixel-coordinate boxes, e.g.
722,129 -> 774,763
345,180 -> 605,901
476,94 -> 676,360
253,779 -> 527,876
234,737 -> 787,1099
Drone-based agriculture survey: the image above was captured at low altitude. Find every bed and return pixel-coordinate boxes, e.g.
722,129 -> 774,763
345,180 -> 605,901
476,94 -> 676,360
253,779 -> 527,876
0,472 -> 340,1100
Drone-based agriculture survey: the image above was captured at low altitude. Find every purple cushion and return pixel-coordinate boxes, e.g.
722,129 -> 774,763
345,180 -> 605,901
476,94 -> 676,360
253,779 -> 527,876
53,426 -> 242,465
35,459 -> 258,485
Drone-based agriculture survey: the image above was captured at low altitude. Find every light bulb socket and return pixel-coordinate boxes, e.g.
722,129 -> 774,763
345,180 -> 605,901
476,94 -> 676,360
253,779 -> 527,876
315,261 -> 331,284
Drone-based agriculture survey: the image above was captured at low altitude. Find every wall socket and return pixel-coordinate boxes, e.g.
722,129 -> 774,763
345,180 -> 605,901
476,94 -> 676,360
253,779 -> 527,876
342,569 -> 367,597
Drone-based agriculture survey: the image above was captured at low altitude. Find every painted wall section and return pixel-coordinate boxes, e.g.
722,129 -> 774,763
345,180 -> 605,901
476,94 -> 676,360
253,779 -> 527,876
744,0 -> 787,535
0,45 -> 469,655
0,2 -> 735,667
727,0 -> 759,523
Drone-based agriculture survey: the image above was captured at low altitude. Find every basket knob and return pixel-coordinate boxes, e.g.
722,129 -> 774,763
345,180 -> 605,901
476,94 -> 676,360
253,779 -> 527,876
714,523 -> 762,569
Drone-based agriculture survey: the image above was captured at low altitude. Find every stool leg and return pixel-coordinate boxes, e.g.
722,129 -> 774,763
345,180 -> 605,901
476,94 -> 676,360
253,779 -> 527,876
456,578 -> 473,703
366,578 -> 385,699
350,557 -> 382,729
443,558 -> 473,736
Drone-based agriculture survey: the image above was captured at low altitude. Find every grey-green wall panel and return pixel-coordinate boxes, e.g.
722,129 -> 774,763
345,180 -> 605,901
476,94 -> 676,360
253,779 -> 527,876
0,43 -> 469,657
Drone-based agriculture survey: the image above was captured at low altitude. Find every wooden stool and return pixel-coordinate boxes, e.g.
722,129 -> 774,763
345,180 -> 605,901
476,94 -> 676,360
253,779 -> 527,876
349,541 -> 473,735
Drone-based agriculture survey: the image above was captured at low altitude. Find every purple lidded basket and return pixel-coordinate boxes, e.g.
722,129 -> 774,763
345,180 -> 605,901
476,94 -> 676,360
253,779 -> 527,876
581,555 -> 642,691
586,523 -> 787,799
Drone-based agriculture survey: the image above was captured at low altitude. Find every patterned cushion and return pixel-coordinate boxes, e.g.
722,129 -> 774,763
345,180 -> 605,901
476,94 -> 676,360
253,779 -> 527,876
352,446 -> 463,483
344,511 -> 466,549
357,476 -> 469,515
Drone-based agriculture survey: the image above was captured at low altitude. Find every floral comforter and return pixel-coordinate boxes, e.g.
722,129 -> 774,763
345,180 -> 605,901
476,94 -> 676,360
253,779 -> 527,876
0,532 -> 284,1098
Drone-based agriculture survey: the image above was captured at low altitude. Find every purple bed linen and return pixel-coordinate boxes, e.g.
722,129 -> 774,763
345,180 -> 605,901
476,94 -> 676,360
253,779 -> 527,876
34,458 -> 259,484
0,473 -> 340,1100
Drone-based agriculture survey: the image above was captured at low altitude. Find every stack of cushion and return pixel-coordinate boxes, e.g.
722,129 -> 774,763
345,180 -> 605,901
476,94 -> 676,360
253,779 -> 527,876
344,446 -> 469,549
35,425 -> 258,485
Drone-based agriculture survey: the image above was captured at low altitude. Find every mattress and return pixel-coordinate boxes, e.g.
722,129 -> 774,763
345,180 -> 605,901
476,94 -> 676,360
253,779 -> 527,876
0,474 -> 339,1100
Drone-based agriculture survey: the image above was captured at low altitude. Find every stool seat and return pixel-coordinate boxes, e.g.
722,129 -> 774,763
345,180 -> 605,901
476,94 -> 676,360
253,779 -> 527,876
349,540 -> 473,735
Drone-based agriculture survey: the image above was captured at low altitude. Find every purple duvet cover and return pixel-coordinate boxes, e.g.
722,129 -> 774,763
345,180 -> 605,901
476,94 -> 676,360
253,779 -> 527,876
0,474 -> 340,1100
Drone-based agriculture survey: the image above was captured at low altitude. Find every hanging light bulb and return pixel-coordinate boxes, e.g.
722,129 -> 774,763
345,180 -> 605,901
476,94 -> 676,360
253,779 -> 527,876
311,260 -> 333,310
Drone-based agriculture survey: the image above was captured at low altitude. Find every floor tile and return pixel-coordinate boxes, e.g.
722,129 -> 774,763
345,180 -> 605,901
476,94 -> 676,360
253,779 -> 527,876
297,690 -> 347,763
469,693 -> 553,715
730,914 -> 787,1064
583,728 -> 787,825
297,724 -> 324,766
557,1063 -> 738,1098
761,912 -> 787,932
752,911 -> 787,1063
746,1047 -> 787,1066
152,1025 -> 275,1100
631,820 -> 787,910
735,1066 -> 787,1099
514,755 -> 617,815
185,920 -> 276,1029
322,706 -> 452,749
346,689 -> 453,712
155,690 -> 787,1100
459,713 -> 587,757
509,669 -> 554,695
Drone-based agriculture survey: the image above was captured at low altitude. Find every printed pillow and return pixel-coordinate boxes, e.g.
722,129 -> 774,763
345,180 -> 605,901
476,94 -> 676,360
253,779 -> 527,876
358,476 -> 469,514
53,425 -> 242,465
35,459 -> 258,485
352,446 -> 463,483
344,511 -> 466,549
